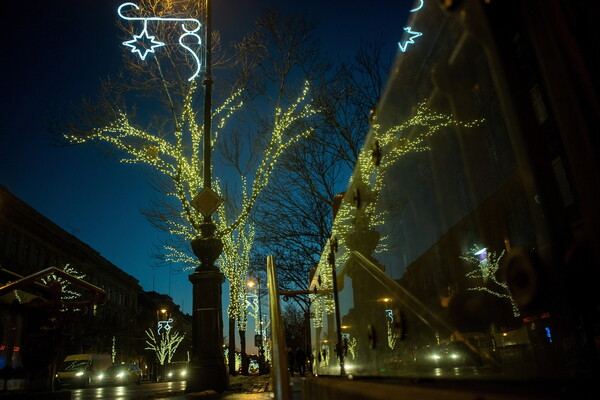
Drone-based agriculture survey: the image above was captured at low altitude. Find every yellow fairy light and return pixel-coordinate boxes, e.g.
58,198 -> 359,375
65,78 -> 317,321
41,263 -> 86,311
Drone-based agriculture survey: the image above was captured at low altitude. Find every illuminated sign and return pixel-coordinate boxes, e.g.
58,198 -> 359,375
385,309 -> 394,323
118,2 -> 203,81
398,27 -> 422,52
474,247 -> 488,261
410,0 -> 424,12
157,318 -> 174,334
398,1 -> 425,52
123,22 -> 165,60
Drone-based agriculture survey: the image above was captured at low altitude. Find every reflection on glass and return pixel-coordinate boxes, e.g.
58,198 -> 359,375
308,0 -> 594,384
461,246 -> 519,317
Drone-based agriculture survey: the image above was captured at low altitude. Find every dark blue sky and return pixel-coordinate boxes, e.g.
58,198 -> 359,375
1,0 -> 412,316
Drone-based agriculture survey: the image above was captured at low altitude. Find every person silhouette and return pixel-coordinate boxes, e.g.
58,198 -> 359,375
295,347 -> 307,376
287,347 -> 295,376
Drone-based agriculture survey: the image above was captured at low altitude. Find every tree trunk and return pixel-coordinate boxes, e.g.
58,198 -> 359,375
239,329 -> 249,375
228,317 -> 236,376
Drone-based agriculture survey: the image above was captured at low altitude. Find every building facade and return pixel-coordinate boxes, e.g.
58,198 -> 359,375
0,184 -> 191,391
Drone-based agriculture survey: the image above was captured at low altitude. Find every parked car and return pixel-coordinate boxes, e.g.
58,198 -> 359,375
164,361 -> 188,381
99,363 -> 142,386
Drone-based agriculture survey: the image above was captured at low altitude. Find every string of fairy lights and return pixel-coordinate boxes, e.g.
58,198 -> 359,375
145,328 -> 185,365
40,263 -> 86,311
64,76 -> 316,321
216,177 -> 255,331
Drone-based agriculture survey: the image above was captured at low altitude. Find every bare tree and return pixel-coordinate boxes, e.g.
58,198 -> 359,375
253,40 -> 394,312
282,303 -> 307,351
61,1 -> 318,273
145,328 -> 185,366
59,3 -> 334,378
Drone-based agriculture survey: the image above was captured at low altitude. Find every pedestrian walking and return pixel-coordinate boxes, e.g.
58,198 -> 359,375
295,347 -> 307,376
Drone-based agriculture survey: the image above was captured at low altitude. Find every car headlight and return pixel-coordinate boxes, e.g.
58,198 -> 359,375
168,372 -> 173,377
98,374 -> 104,380
117,373 -> 124,378
181,371 -> 186,376
75,372 -> 84,377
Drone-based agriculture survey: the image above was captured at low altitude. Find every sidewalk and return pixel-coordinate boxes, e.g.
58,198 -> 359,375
169,374 -> 303,400
0,375 -> 302,400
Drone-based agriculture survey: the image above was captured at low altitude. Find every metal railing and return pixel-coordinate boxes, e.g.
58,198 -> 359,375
266,255 -> 292,400
0,266 -> 107,307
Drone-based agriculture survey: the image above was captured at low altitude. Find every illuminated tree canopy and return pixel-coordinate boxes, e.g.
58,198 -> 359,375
145,328 -> 185,365
461,246 -> 519,317
62,1 -> 319,323
65,83 -> 315,239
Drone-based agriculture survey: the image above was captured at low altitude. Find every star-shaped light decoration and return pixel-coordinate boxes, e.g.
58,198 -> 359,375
123,23 -> 165,60
398,27 -> 422,52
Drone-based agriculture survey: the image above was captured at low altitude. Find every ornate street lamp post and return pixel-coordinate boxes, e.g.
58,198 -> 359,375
186,0 -> 227,393
113,1 -> 225,391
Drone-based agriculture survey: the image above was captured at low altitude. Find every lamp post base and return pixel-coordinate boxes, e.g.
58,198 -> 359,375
186,358 -> 227,393
186,269 -> 227,394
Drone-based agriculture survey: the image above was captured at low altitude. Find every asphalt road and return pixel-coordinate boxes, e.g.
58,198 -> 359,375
69,380 -> 187,400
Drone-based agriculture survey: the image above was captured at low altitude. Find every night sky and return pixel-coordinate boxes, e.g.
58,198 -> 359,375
1,0 -> 411,318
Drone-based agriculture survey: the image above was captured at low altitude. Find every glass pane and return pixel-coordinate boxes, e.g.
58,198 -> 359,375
310,0 -> 595,382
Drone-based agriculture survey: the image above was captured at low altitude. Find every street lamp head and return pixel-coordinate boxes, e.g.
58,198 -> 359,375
247,279 -> 256,289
